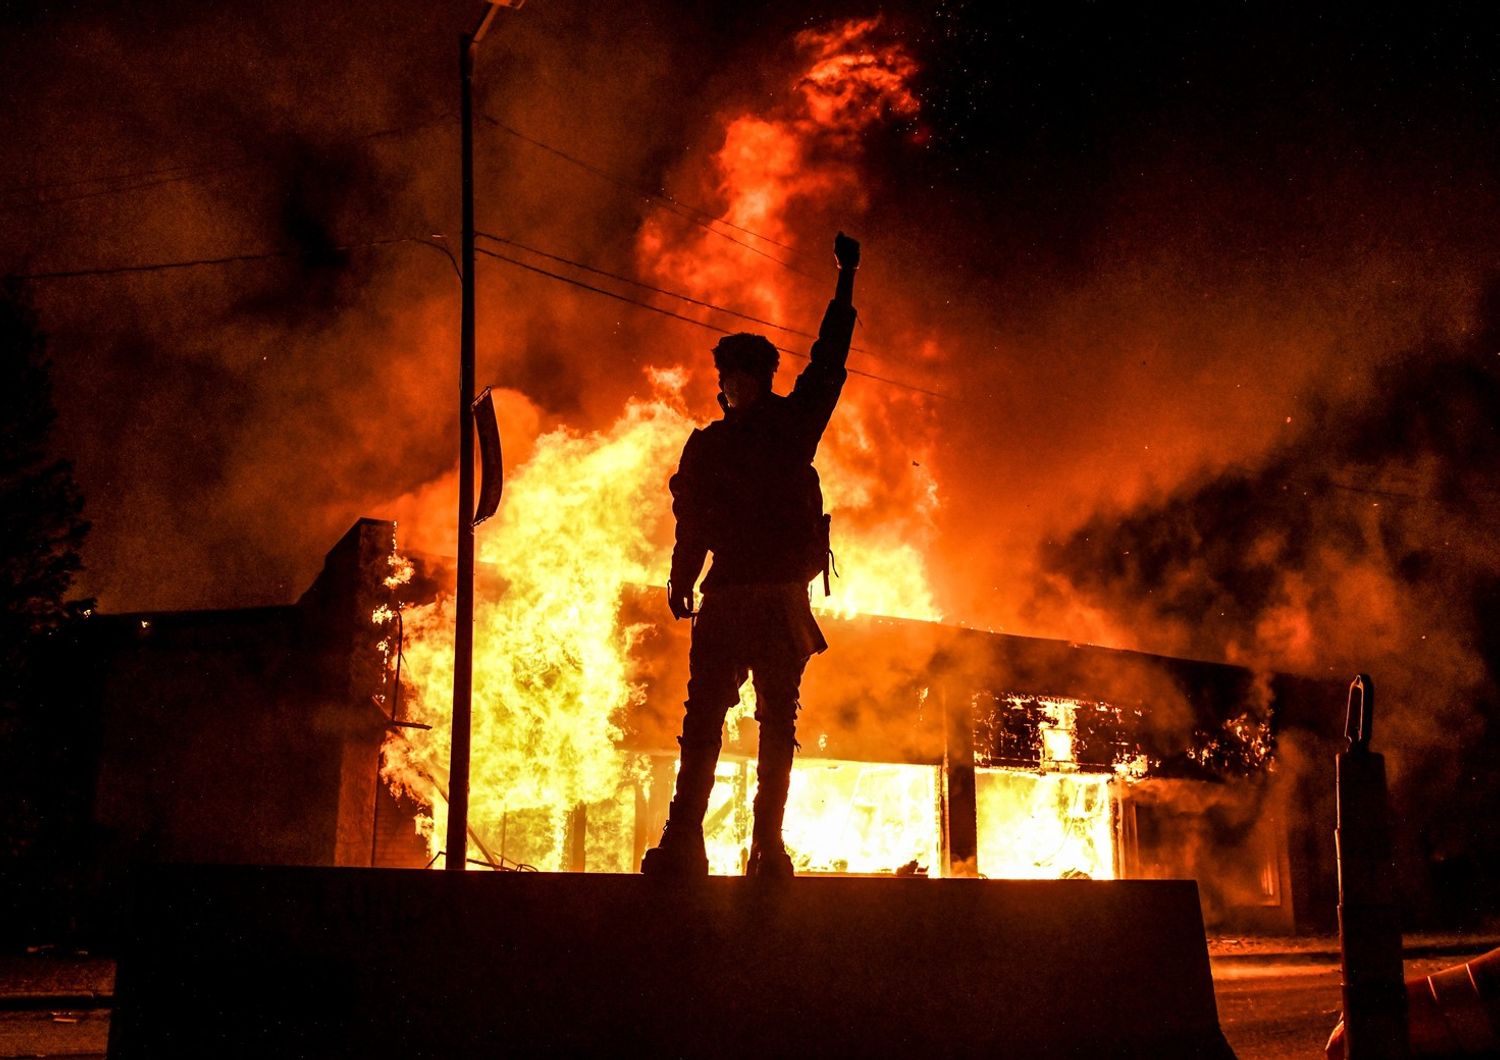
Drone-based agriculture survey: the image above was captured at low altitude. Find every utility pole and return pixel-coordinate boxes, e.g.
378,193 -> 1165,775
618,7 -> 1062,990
446,0 -> 514,872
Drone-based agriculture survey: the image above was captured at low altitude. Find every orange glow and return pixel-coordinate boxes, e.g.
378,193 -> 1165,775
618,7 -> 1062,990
781,759 -> 941,874
380,17 -> 947,873
382,392 -> 693,869
975,770 -> 1117,880
378,19 -> 1123,880
972,696 -> 1135,880
793,18 -> 920,131
682,756 -> 942,876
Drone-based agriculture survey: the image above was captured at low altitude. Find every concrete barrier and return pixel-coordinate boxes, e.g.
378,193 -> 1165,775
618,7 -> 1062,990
109,867 -> 1230,1058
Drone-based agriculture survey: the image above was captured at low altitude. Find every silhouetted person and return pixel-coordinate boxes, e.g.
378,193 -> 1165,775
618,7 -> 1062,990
642,231 -> 860,879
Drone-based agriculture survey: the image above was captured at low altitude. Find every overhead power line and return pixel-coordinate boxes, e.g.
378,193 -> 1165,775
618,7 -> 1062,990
1284,475 -> 1500,512
479,113 -> 815,278
0,114 -> 456,212
6,236 -> 449,282
477,229 -> 811,336
478,112 -> 799,250
1,165 -> 256,213
473,243 -> 949,401
474,228 -> 910,368
3,233 -> 948,397
1,159 -> 219,199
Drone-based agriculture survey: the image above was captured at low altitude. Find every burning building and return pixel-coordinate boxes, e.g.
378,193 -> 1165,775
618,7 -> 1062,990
379,555 -> 1341,934
21,9 -> 1494,950
42,517 -> 1346,941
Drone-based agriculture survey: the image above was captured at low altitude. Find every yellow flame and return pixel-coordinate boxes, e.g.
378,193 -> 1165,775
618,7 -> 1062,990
692,757 -> 941,876
975,770 -> 1117,880
383,18 -> 953,872
385,395 -> 692,867
384,375 -> 946,869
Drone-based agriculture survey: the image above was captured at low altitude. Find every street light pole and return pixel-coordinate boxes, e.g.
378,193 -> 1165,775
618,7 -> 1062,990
446,0 -> 510,872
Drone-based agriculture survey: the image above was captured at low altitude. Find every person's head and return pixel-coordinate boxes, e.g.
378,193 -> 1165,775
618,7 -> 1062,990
712,333 -> 778,409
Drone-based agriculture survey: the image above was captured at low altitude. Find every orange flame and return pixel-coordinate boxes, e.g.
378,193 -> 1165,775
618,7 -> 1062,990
381,19 -> 988,873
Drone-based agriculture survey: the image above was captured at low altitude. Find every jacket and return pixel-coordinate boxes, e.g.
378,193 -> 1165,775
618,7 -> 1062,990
669,299 -> 856,594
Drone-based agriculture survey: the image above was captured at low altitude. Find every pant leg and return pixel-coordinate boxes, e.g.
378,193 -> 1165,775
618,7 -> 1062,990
749,644 -> 809,843
669,600 -> 748,829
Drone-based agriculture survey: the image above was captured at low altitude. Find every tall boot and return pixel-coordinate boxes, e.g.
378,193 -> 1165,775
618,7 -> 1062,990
641,736 -> 719,877
746,726 -> 796,879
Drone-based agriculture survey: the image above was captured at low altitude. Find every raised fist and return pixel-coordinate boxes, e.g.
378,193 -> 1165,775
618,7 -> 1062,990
834,231 -> 860,270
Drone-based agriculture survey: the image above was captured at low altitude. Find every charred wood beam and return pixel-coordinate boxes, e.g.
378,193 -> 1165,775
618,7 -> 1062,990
942,686 -> 978,877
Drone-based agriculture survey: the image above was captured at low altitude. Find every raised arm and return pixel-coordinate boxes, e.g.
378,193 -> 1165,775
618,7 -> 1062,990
809,232 -> 859,374
786,233 -> 860,452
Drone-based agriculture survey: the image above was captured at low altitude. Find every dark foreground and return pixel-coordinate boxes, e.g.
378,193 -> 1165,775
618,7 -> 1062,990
108,867 -> 1228,1058
1212,945 -> 1498,1060
4,879 -> 1492,1059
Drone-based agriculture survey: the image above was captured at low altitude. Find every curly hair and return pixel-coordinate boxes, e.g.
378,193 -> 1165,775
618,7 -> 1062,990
711,333 -> 779,385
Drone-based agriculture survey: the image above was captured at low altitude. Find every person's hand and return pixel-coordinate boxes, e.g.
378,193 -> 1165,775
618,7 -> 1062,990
667,581 -> 697,620
834,231 -> 860,271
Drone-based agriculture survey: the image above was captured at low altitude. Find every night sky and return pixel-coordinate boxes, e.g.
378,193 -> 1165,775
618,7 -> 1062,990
5,2 -> 1499,765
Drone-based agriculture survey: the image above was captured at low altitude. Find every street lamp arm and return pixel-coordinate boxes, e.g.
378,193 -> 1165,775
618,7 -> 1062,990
470,0 -> 521,50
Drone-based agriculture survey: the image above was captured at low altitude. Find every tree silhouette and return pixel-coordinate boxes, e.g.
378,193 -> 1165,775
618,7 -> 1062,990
0,280 -> 91,870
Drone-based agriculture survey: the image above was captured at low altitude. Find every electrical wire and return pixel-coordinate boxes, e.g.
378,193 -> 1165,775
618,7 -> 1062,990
6,227 -> 949,397
0,114 -> 456,211
6,235 -> 450,282
476,229 -> 813,338
475,228 -> 911,368
0,167 -> 248,212
1,159 -> 218,198
473,243 -> 951,400
1283,475 -> 1500,512
479,112 -> 816,277
478,112 -> 800,251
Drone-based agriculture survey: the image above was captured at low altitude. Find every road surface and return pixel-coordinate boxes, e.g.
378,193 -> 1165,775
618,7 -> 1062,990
0,952 -> 1487,1058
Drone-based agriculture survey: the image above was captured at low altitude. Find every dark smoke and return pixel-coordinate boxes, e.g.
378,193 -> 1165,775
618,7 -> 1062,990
1038,280 -> 1500,912
0,1 -> 714,610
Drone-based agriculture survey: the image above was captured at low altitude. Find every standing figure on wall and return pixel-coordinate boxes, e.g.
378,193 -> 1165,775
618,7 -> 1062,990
642,231 -> 860,879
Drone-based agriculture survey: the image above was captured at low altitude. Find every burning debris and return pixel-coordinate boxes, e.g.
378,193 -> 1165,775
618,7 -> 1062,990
379,510 -> 1288,896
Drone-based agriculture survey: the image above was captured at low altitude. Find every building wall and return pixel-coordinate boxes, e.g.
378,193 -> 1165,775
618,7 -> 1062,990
81,521 -> 399,899
619,583 -> 1337,932
90,607 -> 342,868
41,523 -> 1349,941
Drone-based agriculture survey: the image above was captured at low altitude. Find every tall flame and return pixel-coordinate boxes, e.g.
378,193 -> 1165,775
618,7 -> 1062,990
384,18 -> 945,870
384,390 -> 691,867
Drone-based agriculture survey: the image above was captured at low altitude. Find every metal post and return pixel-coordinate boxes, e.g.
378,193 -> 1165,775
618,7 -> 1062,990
1336,674 -> 1409,1057
446,2 -> 508,870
